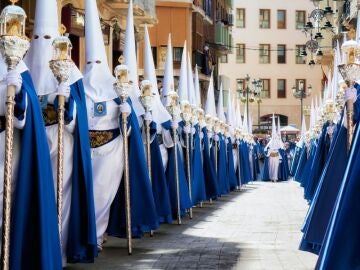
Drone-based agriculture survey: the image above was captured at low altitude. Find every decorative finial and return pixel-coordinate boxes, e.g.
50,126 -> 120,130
59,24 -> 67,36
10,0 -> 19,5
118,55 -> 125,64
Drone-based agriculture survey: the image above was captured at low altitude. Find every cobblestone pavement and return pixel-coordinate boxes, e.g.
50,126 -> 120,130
66,180 -> 317,270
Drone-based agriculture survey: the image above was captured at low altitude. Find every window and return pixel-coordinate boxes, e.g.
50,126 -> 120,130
220,54 -> 228,63
296,45 -> 306,64
173,47 -> 183,63
236,43 -> 245,63
277,79 -> 286,98
259,44 -> 270,64
260,79 -> 270,98
152,47 -> 157,68
277,44 -> 286,63
259,9 -> 270,29
236,8 -> 245,28
277,10 -> 286,29
296,10 -> 306,29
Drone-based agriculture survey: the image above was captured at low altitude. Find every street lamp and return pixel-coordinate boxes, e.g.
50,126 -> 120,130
236,74 -> 262,130
292,80 -> 312,126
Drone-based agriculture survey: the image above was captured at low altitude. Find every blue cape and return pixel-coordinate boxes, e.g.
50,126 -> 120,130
66,80 -> 97,263
150,120 -> 172,224
261,156 -> 270,181
277,149 -> 289,181
290,146 -> 301,176
190,124 -> 207,205
201,128 -> 219,199
227,139 -> 238,190
217,134 -> 229,195
239,141 -> 252,184
300,120 -> 347,255
300,141 -> 317,189
10,71 -> 62,270
316,124 -> 360,269
165,128 -> 192,218
304,123 -> 330,201
107,99 -> 159,238
294,145 -> 308,183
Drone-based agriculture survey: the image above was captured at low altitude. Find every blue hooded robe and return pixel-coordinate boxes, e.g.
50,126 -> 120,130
217,134 -> 229,195
227,138 -> 238,190
10,71 -> 62,270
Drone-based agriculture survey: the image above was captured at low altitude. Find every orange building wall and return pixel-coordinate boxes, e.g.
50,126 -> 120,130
138,3 -> 192,69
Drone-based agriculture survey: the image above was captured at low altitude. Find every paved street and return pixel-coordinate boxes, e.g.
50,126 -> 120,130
67,180 -> 317,270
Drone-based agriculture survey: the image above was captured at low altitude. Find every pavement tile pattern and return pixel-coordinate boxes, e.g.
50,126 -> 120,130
66,181 -> 317,270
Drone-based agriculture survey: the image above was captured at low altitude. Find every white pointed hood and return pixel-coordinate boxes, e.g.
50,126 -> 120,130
235,101 -> 242,130
217,83 -> 226,122
277,116 -> 281,138
300,116 -> 307,139
226,91 -> 235,126
161,33 -> 175,104
310,99 -> 315,129
205,72 -> 216,117
356,10 -> 360,43
187,53 -> 196,106
25,0 -> 82,96
266,114 -> 283,150
123,0 -> 144,115
194,65 -> 201,107
178,41 -> 188,103
143,25 -> 171,125
83,0 -> 117,102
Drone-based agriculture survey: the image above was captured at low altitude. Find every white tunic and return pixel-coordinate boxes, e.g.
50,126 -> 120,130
86,96 -> 124,247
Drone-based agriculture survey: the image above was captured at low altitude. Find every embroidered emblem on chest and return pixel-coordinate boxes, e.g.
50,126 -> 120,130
94,102 -> 107,116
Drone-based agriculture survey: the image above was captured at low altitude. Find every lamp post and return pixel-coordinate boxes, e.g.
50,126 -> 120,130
292,80 -> 312,126
236,75 -> 262,131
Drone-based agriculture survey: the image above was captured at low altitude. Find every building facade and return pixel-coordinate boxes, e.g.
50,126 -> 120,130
219,0 -> 323,131
138,0 -> 233,105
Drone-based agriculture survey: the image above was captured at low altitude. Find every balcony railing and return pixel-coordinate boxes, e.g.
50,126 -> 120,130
215,21 -> 232,51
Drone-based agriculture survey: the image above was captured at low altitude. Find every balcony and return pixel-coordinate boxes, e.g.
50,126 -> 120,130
192,0 -> 213,24
215,21 -> 232,53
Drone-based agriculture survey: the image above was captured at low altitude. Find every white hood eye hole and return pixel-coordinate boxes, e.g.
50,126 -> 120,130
34,35 -> 39,39
87,61 -> 92,64
44,35 -> 51,39
95,60 -> 101,64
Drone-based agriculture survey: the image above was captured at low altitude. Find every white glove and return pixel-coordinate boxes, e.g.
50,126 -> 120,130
191,127 -> 196,135
214,134 -> 219,142
208,131 -> 213,138
6,70 -> 22,94
184,125 -> 191,134
57,82 -> 71,100
171,121 -> 178,130
119,102 -> 131,116
199,132 -> 204,139
225,138 -> 229,144
144,111 -> 153,122
345,87 -> 357,102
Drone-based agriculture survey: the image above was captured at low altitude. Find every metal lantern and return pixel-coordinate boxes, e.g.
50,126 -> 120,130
49,25 -> 74,85
140,80 -> 155,112
181,100 -> 192,123
113,56 -> 130,100
0,0 -> 29,70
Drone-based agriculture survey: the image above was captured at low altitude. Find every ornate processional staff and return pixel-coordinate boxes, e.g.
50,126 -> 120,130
49,25 -> 75,243
0,1 -> 30,269
113,56 -> 132,255
181,101 -> 193,219
166,90 -> 182,225
140,80 -> 155,236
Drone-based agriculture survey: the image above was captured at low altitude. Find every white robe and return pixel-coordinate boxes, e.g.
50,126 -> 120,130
268,150 -> 280,181
86,96 -> 124,247
43,93 -> 76,264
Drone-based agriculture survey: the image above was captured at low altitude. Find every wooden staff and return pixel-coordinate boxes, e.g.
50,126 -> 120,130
185,124 -> 192,219
173,119 -> 181,225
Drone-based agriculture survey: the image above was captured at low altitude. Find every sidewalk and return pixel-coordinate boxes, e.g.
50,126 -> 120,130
66,181 -> 317,270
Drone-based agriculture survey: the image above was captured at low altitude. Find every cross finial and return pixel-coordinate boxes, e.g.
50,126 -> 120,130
118,55 -> 125,64
59,24 -> 67,36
